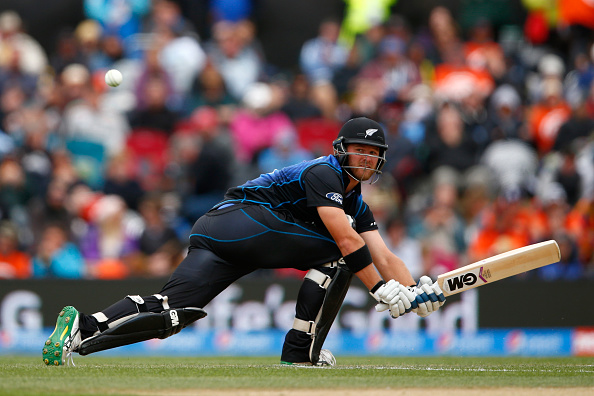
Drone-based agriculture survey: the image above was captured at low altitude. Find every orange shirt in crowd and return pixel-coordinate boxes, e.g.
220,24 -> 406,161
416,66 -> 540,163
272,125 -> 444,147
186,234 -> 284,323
0,251 -> 32,278
528,102 -> 571,155
559,0 -> 594,29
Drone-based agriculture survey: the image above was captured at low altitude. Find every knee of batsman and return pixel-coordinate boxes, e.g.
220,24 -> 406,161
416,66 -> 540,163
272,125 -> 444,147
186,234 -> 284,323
122,295 -> 206,337
160,307 -> 207,338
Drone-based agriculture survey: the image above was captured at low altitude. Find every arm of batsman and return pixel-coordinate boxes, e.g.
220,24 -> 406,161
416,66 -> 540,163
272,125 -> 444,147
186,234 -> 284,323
371,279 -> 410,319
398,275 -> 446,318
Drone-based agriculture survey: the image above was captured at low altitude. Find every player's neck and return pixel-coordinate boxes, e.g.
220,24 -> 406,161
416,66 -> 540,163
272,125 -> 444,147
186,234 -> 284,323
345,177 -> 359,193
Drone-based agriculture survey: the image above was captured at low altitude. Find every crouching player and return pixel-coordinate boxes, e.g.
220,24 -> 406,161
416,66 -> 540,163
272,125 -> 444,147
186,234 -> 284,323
43,117 -> 445,366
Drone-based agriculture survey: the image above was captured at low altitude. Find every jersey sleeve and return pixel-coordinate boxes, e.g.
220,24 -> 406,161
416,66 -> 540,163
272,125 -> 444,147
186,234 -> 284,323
301,163 -> 345,208
347,195 -> 379,233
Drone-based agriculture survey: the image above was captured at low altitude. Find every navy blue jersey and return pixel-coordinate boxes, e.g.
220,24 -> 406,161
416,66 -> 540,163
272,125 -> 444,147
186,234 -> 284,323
221,155 -> 378,234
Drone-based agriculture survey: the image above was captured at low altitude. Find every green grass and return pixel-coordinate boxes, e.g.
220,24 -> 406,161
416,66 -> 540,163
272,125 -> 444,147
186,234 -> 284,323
1,356 -> 593,395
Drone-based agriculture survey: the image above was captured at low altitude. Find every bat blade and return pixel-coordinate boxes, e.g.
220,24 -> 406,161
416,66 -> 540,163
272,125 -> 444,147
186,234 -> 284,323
437,240 -> 561,296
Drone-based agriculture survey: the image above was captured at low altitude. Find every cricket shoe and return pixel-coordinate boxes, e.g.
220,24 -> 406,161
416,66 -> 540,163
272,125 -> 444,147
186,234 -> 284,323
42,306 -> 81,366
280,349 -> 336,367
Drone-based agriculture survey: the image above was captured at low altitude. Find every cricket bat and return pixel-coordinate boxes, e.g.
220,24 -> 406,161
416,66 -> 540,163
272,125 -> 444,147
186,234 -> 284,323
437,240 -> 561,296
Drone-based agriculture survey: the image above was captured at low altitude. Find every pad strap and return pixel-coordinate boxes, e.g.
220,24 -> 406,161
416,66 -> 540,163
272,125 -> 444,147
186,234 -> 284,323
293,318 -> 316,337
321,260 -> 341,268
92,312 -> 109,332
126,295 -> 148,312
153,294 -> 170,310
305,269 -> 332,289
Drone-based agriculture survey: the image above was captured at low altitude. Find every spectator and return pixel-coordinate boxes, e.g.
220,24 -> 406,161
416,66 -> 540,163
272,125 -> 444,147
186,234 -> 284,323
230,82 -> 293,164
332,41 -> 366,100
553,97 -> 594,154
488,84 -> 526,141
467,196 -> 532,262
349,22 -> 385,66
380,105 -> 420,200
83,0 -> 152,59
181,106 -> 235,220
384,213 -> 423,280
0,83 -> 28,136
0,157 -> 33,227
463,19 -> 506,81
137,193 -> 183,277
422,103 -> 482,176
410,172 -> 467,278
153,24 -> 206,99
59,63 -> 131,159
0,220 -> 31,278
49,29 -> 86,76
27,176 -> 77,247
102,154 -> 145,211
565,48 -> 594,106
206,20 -> 264,101
128,73 -> 179,135
133,46 -> 176,109
257,128 -> 314,173
527,77 -> 572,157
77,194 -> 142,278
142,0 -> 198,38
184,61 -> 236,115
481,135 -> 539,201
9,104 -> 57,198
357,35 -> 421,104
0,10 -> 48,76
299,18 -> 349,85
32,224 -> 85,278
74,19 -> 112,72
537,232 -> 584,280
281,73 -> 323,122
426,6 -> 462,65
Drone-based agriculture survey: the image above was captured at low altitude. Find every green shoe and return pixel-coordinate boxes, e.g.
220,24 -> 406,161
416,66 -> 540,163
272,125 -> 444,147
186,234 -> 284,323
42,306 -> 81,366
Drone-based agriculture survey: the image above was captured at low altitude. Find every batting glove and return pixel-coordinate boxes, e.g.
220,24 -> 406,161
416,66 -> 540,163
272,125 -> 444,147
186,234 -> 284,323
397,276 -> 446,318
372,279 -> 408,319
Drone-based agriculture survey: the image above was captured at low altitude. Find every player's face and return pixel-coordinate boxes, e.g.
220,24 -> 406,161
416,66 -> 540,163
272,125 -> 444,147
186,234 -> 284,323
346,144 -> 380,181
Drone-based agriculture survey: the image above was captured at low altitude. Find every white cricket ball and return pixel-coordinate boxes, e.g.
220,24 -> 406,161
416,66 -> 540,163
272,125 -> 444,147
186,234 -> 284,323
105,69 -> 123,87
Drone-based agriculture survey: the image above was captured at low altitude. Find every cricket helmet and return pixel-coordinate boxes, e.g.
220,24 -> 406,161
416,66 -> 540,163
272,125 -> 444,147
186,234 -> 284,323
332,117 -> 388,183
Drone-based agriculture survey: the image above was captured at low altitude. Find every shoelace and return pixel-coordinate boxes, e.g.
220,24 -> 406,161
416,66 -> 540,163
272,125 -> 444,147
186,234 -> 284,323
317,349 -> 336,366
63,328 -> 80,367
65,350 -> 76,367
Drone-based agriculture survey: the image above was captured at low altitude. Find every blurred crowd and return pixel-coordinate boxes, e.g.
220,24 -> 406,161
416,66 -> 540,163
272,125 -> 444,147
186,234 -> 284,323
0,0 -> 593,281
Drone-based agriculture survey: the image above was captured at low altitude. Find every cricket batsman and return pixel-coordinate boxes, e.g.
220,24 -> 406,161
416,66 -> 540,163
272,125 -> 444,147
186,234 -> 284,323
43,117 -> 445,366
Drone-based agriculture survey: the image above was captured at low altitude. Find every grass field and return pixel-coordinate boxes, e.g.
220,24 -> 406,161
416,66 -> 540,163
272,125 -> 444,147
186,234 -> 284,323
1,355 -> 593,396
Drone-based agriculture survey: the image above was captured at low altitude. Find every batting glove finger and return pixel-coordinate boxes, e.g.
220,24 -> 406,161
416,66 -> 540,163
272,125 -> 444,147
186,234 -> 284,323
377,280 -> 400,303
432,283 -> 446,305
384,288 -> 401,305
414,287 -> 431,315
397,283 -> 419,310
419,283 -> 440,311
399,291 -> 412,312
389,299 -> 405,319
375,302 -> 389,312
396,300 -> 406,316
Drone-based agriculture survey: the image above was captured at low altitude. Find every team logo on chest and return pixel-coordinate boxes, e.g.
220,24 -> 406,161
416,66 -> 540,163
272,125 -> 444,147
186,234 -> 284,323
326,192 -> 343,204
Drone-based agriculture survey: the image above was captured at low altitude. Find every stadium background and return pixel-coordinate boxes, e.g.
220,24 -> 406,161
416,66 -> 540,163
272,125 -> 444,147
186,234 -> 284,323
0,0 -> 593,358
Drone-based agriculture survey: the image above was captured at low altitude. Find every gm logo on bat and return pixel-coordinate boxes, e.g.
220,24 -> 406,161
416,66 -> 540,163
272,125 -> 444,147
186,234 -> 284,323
444,267 -> 491,293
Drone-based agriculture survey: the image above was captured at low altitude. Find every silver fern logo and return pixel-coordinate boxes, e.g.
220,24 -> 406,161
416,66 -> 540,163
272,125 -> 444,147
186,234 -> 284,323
365,128 -> 378,138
